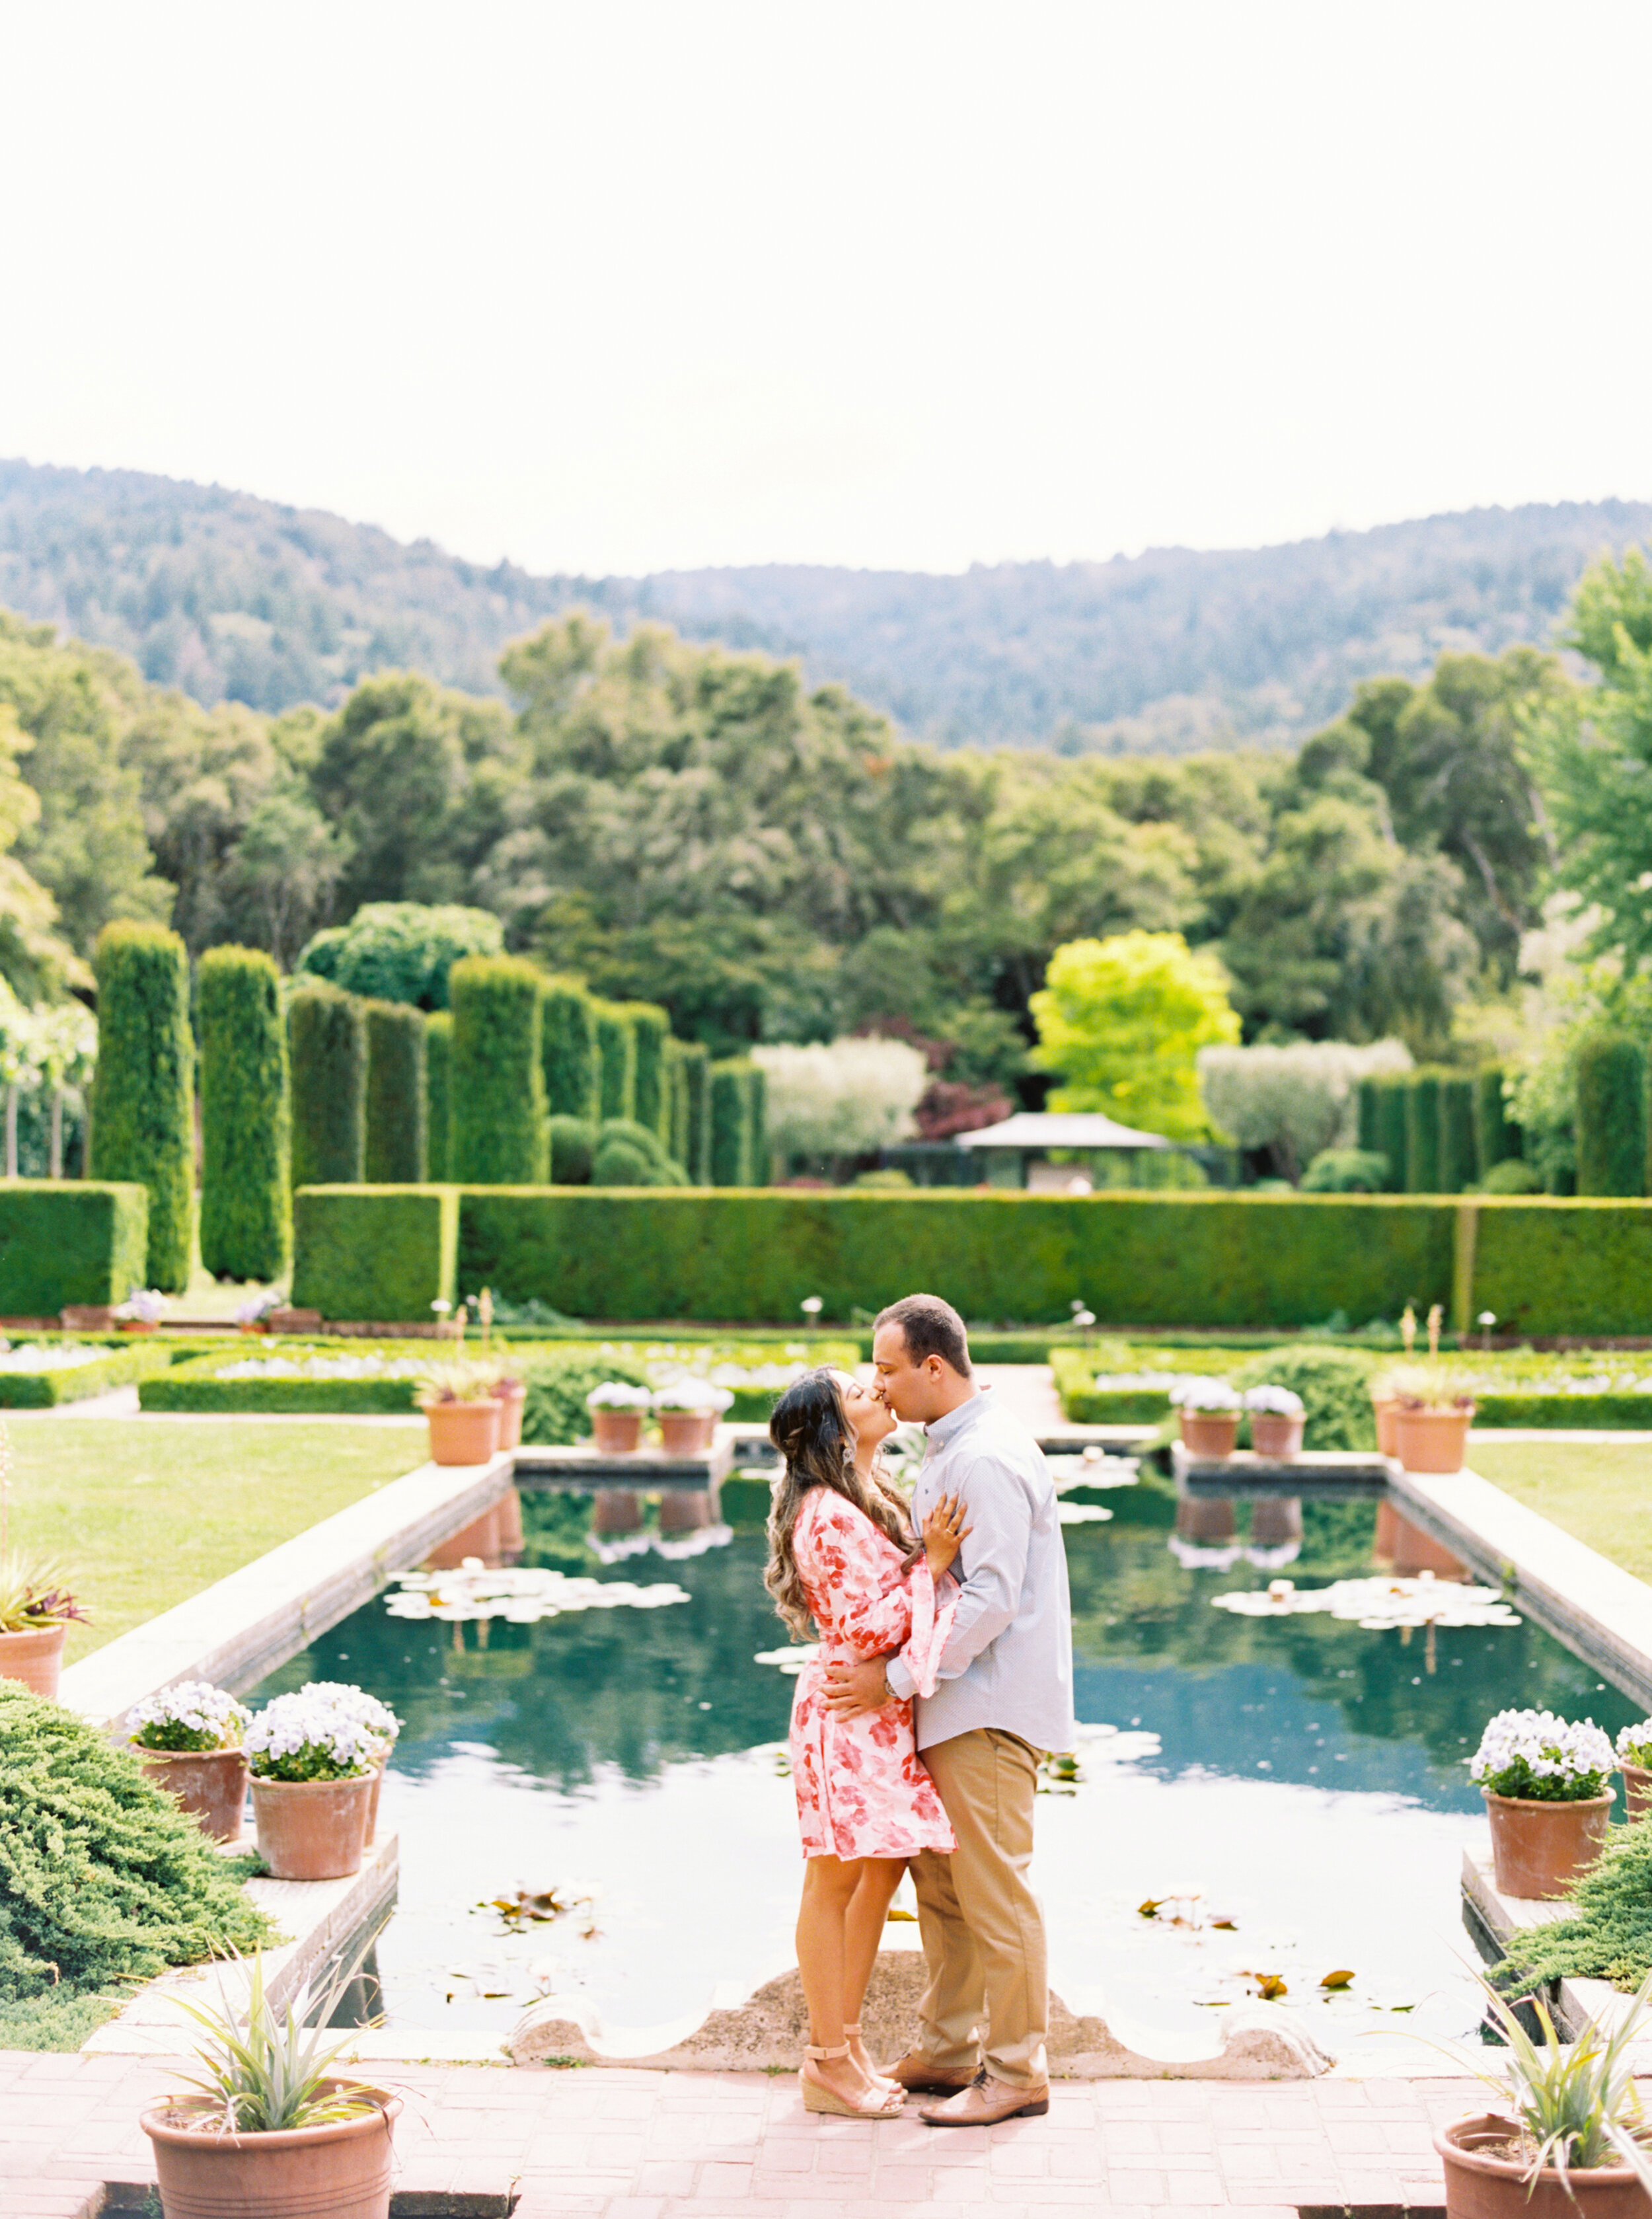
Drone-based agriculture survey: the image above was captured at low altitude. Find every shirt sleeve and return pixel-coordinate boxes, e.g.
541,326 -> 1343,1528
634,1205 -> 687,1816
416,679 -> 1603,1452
922,1449 -> 1032,1684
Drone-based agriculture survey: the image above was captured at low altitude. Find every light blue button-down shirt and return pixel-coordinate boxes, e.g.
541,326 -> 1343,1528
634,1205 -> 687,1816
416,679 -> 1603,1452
885,1389 -> 1076,1756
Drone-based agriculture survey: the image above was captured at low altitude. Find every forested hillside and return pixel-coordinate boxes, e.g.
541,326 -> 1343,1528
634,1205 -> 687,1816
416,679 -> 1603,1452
2,457 -> 1646,746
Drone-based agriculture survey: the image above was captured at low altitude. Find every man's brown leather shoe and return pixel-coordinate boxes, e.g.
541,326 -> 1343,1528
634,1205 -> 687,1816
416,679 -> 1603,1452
919,2070 -> 1050,2125
882,2051 -> 980,2095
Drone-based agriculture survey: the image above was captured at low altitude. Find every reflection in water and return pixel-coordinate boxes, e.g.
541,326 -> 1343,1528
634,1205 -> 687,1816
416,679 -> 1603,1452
255,1480 -> 1641,2044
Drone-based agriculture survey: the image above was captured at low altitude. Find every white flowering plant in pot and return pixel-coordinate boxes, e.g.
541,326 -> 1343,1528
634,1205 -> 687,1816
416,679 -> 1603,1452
1470,1710 -> 1615,1803
1616,1720 -> 1652,1768
652,1380 -> 735,1415
585,1382 -> 654,1410
1243,1386 -> 1304,1416
297,1681 -> 400,1750
128,1681 -> 250,1753
244,1692 -> 379,1783
1168,1376 -> 1242,1412
114,1287 -> 168,1325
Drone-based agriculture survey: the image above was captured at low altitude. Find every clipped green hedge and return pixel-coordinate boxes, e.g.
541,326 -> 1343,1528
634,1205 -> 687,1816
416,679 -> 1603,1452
1474,1391 -> 1652,1429
710,1062 -> 754,1186
456,1188 -> 1458,1328
89,921 -> 194,1293
1370,1074 -> 1409,1193
449,956 -> 547,1185
425,1011 -> 451,1180
291,1185 -> 458,1320
593,1002 -> 636,1123
543,979 -> 599,1120
198,945 -> 290,1283
664,1038 -> 688,1168
628,1003 -> 671,1144
141,1362 -> 423,1415
1437,1074 -> 1478,1195
681,1041 -> 712,1184
364,1001 -> 428,1183
289,981 -> 365,1187
1471,1197 -> 1652,1337
1048,1348 -> 1170,1424
1476,1065 -> 1519,1175
749,1063 -> 769,1184
1576,1028 -> 1645,1197
1405,1069 -> 1442,1193
0,1185 -> 148,1318
0,1337 -> 170,1408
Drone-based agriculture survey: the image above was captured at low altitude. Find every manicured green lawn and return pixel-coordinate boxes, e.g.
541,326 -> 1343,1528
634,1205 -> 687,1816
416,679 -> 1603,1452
3,1419 -> 426,1661
1470,1437 -> 1652,1586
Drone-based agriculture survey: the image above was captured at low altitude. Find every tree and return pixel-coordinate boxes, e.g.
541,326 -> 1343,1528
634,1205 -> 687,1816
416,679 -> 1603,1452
1196,1040 -> 1411,1183
298,901 -> 503,1010
1030,931 -> 1240,1140
753,1039 -> 928,1163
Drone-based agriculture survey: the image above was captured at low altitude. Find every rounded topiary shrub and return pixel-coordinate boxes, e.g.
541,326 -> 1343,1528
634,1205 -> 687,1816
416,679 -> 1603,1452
1300,1147 -> 1390,1192
549,1115 -> 597,1184
198,944 -> 290,1283
1482,1156 -> 1543,1195
520,1350 -> 650,1446
89,920 -> 195,1293
1232,1345 -> 1377,1451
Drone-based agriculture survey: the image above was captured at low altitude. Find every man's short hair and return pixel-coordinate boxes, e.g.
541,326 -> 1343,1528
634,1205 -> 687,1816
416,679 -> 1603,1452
874,1293 -> 972,1376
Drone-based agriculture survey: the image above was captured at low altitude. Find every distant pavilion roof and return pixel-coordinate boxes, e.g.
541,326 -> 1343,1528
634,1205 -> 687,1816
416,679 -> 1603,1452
956,1111 -> 1172,1152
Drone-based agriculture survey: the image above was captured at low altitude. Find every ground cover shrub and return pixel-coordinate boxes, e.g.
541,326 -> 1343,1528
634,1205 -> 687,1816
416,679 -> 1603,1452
1404,1069 -> 1442,1193
1476,1065 -> 1520,1176
543,980 -> 599,1120
1437,1074 -> 1478,1194
627,1002 -> 671,1144
0,1183 -> 148,1318
363,1000 -> 428,1183
1575,1027 -> 1645,1196
0,1684 -> 274,2035
449,955 -> 548,1185
425,1010 -> 451,1179
549,1115 -> 597,1184
710,1062 -> 755,1185
89,921 -> 194,1293
291,1185 -> 458,1320
198,945 -> 290,1284
1300,1148 -> 1390,1191
288,980 -> 365,1187
1497,1810 -> 1652,1991
593,1001 -> 636,1122
1230,1345 -> 1377,1450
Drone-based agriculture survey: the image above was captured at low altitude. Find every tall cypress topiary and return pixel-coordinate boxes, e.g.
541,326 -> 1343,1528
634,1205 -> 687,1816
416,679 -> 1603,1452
450,956 -> 548,1184
593,1001 -> 636,1123
198,945 -> 289,1283
628,1003 -> 672,1143
289,981 -> 365,1188
1356,1076 -> 1380,1158
1404,1069 -> 1442,1192
90,921 -> 196,1293
1475,1064 -> 1520,1175
426,1011 -> 452,1180
710,1061 -> 753,1185
680,1041 -> 712,1184
747,1060 -> 769,1185
543,980 -> 599,1119
363,1001 -> 428,1183
1436,1073 -> 1478,1193
1371,1074 -> 1409,1192
1576,1028 -> 1645,1196
664,1038 -> 689,1168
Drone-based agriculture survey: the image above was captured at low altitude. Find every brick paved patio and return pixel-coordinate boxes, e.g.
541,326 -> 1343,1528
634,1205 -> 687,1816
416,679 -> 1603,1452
0,2050 -> 1487,2217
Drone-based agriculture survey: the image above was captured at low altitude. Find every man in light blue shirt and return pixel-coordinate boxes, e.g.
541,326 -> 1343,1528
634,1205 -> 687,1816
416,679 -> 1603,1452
825,1292 -> 1075,2127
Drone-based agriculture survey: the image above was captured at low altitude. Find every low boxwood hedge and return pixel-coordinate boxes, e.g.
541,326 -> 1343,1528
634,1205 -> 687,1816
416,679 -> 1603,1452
1472,1392 -> 1652,1429
291,1185 -> 458,1321
0,1183 -> 149,1318
0,1337 -> 172,1408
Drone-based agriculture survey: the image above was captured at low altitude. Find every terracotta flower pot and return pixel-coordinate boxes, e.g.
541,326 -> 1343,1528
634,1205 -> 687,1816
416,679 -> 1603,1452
1178,1410 -> 1239,1458
424,1397 -> 500,1466
657,1410 -> 715,1455
133,1744 -> 250,1843
251,1774 -> 375,1880
120,1318 -> 159,1334
1373,1397 -> 1399,1458
492,1380 -> 527,1450
591,1408 -> 644,1454
0,1620 -> 67,1698
1436,2112 -> 1651,2219
1620,1760 -> 1652,1821
1483,1788 -> 1613,1900
1249,1413 -> 1304,1461
143,2084 -> 400,2219
1393,1404 -> 1475,1474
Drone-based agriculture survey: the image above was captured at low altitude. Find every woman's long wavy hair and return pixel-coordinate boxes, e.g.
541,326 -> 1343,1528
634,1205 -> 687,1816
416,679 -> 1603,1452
764,1368 -> 913,1639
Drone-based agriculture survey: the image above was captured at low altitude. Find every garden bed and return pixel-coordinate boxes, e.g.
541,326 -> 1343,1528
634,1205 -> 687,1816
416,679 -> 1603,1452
0,1335 -> 179,1408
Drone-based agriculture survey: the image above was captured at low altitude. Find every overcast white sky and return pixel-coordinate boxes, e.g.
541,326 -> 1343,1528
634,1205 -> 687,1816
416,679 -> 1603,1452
3,1 -> 1648,578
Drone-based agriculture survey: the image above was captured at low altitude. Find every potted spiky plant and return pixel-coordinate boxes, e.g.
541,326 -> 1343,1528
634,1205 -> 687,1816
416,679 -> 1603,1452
128,1680 -> 252,1842
0,1555 -> 87,1698
141,1949 -> 400,2219
415,1358 -> 503,1465
1470,1708 -> 1616,1900
1435,1969 -> 1652,2219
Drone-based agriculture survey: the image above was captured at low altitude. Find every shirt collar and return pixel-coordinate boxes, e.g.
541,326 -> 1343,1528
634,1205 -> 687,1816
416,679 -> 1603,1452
926,1388 -> 989,1451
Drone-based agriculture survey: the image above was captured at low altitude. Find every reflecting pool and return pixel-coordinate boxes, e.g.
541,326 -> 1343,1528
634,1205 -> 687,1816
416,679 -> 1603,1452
255,1480 -> 1641,2062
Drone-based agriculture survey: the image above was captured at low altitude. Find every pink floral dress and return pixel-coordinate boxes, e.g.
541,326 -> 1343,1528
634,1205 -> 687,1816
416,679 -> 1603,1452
787,1487 -> 958,1861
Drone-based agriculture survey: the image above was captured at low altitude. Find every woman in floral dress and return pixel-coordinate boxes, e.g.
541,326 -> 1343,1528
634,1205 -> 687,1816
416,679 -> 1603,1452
765,1367 -> 968,2117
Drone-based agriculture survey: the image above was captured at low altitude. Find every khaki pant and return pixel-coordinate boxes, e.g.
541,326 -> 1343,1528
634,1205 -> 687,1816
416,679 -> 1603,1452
910,1728 -> 1048,2089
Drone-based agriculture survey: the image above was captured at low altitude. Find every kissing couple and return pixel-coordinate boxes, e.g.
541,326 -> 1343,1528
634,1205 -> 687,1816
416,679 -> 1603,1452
763,1291 -> 1075,2125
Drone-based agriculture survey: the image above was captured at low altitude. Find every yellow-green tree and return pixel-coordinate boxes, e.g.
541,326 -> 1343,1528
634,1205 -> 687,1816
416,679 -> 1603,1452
1030,930 -> 1239,1140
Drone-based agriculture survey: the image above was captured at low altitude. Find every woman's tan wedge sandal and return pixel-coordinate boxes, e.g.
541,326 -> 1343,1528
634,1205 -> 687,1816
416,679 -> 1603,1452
802,2041 -> 905,2117
844,2022 -> 903,2097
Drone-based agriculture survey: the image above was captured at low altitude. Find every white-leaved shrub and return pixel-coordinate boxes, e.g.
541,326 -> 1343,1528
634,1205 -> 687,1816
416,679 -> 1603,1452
1196,1039 -> 1412,1180
753,1037 -> 928,1161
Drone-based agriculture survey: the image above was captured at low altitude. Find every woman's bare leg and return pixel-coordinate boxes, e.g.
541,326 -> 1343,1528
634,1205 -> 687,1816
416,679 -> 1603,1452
842,1858 -> 909,2082
796,1854 -> 874,2102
